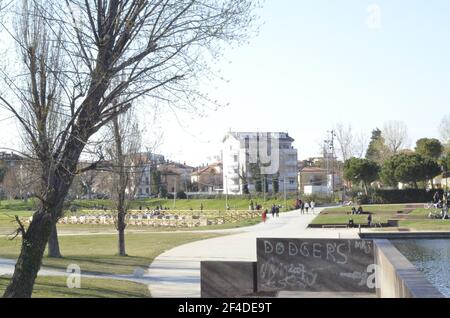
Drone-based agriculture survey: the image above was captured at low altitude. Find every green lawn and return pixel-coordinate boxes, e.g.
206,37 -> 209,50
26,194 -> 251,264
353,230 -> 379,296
396,220 -> 450,231
1,197 -> 294,212
0,276 -> 150,298
313,204 -> 450,231
0,232 -> 221,275
312,204 -> 407,225
0,198 -> 287,235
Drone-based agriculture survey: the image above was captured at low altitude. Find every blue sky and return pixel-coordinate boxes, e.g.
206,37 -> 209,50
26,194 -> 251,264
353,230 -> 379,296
153,0 -> 450,165
1,1 -> 450,165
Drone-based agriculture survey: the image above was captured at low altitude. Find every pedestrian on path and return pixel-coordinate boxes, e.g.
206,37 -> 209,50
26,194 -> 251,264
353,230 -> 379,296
301,201 -> 305,214
271,205 -> 276,218
305,202 -> 310,214
276,205 -> 280,218
310,201 -> 315,214
262,209 -> 268,223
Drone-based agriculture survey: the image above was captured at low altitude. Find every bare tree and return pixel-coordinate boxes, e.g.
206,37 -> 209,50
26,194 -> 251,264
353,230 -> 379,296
334,123 -> 369,161
105,106 -> 142,256
383,120 -> 410,154
439,114 -> 450,147
353,131 -> 369,159
0,0 -> 258,297
334,123 -> 355,162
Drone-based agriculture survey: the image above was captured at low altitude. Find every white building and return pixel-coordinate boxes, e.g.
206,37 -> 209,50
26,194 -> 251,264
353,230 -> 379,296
222,132 -> 298,195
134,153 -> 165,198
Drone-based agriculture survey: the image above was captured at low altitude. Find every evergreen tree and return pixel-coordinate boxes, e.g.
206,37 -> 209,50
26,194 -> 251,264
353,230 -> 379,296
366,128 -> 390,163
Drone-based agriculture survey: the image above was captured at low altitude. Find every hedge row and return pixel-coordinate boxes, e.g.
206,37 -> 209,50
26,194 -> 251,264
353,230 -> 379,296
355,189 -> 444,204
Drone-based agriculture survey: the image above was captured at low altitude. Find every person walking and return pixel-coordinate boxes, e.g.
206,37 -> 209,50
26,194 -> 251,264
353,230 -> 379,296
305,202 -> 310,214
301,201 -> 305,214
367,213 -> 373,227
310,201 -> 315,214
276,205 -> 280,218
271,205 -> 276,218
262,209 -> 268,223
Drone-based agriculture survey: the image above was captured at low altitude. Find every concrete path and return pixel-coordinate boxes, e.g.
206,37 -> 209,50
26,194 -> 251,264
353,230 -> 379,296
147,209 -> 360,298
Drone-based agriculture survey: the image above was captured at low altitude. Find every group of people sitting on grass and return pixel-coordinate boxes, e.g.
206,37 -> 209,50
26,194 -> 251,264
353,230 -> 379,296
351,206 -> 365,215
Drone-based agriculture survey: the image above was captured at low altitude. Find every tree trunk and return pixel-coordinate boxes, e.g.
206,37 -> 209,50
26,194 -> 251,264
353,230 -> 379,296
363,182 -> 369,196
113,117 -> 128,257
3,209 -> 53,298
47,223 -> 62,258
118,210 -> 126,256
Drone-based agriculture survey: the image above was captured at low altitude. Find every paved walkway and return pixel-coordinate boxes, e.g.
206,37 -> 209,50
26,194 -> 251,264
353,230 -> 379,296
147,209 -> 360,297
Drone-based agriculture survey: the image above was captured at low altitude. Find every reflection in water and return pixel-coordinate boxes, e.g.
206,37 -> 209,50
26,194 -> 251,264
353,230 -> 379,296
391,239 -> 450,297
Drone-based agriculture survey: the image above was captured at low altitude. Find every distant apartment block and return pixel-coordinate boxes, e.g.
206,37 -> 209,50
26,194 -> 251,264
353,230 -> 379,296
191,163 -> 223,193
158,162 -> 195,193
134,153 -> 165,198
298,165 -> 342,196
222,132 -> 298,195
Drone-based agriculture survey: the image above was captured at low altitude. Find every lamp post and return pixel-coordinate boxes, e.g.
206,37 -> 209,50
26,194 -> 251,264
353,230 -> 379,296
324,130 -> 337,201
225,175 -> 228,210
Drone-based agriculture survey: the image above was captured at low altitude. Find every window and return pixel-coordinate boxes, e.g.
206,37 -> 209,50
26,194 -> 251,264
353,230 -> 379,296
146,188 -> 150,194
234,155 -> 238,162
145,177 -> 150,185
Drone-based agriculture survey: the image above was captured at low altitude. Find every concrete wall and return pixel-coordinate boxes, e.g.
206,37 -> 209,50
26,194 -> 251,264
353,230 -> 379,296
201,261 -> 257,298
374,239 -> 444,298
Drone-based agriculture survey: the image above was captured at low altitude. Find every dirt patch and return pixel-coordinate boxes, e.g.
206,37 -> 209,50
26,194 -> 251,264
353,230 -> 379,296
397,204 -> 422,215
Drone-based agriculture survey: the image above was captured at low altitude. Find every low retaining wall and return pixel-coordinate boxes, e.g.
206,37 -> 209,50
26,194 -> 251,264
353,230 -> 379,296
201,261 -> 257,298
361,232 -> 450,239
374,239 -> 444,298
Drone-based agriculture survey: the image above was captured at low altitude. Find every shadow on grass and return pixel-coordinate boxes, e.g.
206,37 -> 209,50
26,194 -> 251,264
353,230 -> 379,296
42,255 -> 152,275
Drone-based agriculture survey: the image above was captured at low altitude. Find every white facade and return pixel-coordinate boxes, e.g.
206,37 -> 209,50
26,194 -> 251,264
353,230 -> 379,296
222,132 -> 298,195
303,185 -> 330,195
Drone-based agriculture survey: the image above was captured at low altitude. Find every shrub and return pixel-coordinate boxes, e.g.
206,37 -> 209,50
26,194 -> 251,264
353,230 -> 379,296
176,191 -> 187,199
350,189 -> 443,204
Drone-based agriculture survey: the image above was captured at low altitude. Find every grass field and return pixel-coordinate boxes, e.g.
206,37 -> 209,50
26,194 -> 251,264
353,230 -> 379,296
1,197 -> 294,212
0,200 -> 226,297
0,276 -> 150,298
0,198 -> 276,235
313,204 -> 450,231
0,232 -> 221,275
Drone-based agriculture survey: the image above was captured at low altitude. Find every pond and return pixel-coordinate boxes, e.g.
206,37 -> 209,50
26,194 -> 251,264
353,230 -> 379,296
391,239 -> 450,297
